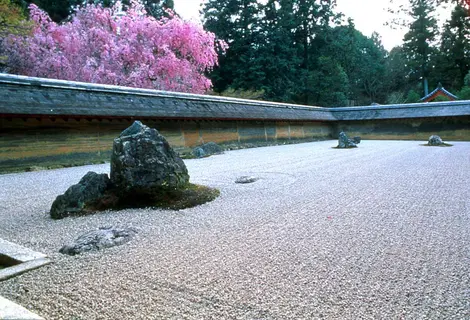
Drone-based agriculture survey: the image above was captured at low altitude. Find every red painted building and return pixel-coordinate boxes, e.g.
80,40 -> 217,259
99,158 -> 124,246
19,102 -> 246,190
420,83 -> 458,102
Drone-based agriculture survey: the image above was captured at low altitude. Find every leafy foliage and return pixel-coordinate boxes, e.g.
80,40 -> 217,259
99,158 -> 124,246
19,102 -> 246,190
406,89 -> 421,103
20,0 -> 175,22
3,0 -> 223,93
0,0 -> 31,70
0,0 -> 30,37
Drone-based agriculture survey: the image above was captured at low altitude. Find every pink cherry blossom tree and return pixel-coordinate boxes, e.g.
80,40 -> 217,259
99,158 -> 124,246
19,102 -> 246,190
3,0 -> 226,93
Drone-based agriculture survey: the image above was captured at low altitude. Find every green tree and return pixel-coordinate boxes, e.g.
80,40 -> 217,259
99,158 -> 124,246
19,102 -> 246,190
0,0 -> 31,71
405,89 -> 421,103
434,4 -> 470,90
318,21 -> 387,105
402,0 -> 439,96
0,0 -> 30,37
383,46 -> 412,102
21,0 -> 174,22
143,0 -> 174,19
202,0 -> 262,93
202,0 -> 340,105
307,56 -> 349,107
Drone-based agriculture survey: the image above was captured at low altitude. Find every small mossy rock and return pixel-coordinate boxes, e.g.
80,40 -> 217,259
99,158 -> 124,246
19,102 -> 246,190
200,142 -> 224,155
50,172 -> 111,219
192,147 -> 206,158
337,132 -> 357,148
428,135 -> 444,146
59,227 -> 137,255
111,121 -> 189,195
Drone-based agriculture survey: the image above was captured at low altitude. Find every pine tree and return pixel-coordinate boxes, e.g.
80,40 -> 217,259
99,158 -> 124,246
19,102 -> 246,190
435,4 -> 470,90
202,0 -> 262,93
402,0 -> 438,96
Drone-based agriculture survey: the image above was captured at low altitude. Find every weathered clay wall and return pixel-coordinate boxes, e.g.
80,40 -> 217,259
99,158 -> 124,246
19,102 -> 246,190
0,117 -> 332,172
335,116 -> 470,141
1,74 -> 469,173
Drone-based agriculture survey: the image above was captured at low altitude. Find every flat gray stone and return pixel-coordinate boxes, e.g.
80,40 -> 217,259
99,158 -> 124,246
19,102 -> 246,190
235,176 -> 259,184
60,227 -> 137,256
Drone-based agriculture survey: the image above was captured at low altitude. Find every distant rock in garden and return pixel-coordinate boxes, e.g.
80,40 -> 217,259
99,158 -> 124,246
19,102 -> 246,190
337,132 -> 357,148
59,227 -> 137,255
192,147 -> 206,158
428,135 -> 444,146
200,142 -> 224,155
50,171 -> 111,219
352,136 -> 361,144
235,176 -> 259,184
111,121 -> 189,194
192,142 -> 224,158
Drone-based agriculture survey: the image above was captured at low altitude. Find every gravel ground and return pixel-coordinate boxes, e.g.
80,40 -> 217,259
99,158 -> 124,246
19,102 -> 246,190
0,140 -> 469,320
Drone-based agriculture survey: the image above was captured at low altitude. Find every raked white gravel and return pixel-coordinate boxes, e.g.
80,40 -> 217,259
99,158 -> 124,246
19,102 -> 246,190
0,140 -> 469,319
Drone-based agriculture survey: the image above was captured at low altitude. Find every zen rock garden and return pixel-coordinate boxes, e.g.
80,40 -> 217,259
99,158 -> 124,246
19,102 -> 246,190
50,121 -> 220,220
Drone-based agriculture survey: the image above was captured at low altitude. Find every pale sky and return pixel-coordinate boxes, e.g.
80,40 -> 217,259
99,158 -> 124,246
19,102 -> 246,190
173,0 -> 452,51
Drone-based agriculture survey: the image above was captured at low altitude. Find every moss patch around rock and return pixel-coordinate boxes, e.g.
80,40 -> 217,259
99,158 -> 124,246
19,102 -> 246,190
86,183 -> 220,213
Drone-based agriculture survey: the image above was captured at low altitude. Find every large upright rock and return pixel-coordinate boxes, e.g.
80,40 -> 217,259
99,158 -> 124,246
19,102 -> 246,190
111,121 -> 189,194
337,131 -> 357,148
50,171 -> 110,219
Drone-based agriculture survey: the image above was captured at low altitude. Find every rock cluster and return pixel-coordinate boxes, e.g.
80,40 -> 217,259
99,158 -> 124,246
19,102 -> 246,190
337,132 -> 358,148
192,142 -> 224,158
50,121 -> 191,219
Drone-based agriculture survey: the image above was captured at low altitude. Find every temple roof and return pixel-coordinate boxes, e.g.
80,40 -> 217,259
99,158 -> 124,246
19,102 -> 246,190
420,83 -> 458,102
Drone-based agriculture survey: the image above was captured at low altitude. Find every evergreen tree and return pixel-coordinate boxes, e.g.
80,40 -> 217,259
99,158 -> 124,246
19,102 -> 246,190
383,46 -> 410,103
143,0 -> 174,19
21,0 -> 174,22
202,0 -> 262,93
318,22 -> 387,105
202,0 -> 339,105
307,56 -> 349,106
402,0 -> 438,96
255,0 -> 302,102
435,4 -> 470,90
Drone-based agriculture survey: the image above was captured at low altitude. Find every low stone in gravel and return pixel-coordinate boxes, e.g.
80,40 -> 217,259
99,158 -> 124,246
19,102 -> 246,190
59,227 -> 137,255
337,132 -> 357,148
428,135 -> 444,146
352,136 -> 361,144
235,176 -> 259,184
50,172 -> 110,219
192,147 -> 206,158
200,142 -> 224,156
